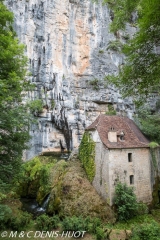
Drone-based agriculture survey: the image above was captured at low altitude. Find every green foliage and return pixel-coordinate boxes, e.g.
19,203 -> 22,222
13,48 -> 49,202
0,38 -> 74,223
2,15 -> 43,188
51,99 -> 55,108
114,182 -> 138,221
135,107 -> 160,144
99,49 -> 104,54
29,99 -> 43,114
106,104 -> 116,115
148,142 -> 159,170
36,214 -> 60,231
0,1 -> 32,189
136,202 -> 148,215
0,204 -> 31,231
149,142 -> 159,149
61,216 -> 108,239
105,0 -> 160,103
62,216 -> 87,232
104,0 -> 139,32
107,40 -> 123,52
62,215 -> 104,237
89,78 -> 100,90
131,220 -> 160,240
15,156 -> 56,204
79,132 -> 96,182
0,204 -> 12,229
95,227 -> 107,240
85,217 -> 102,234
10,212 -> 31,231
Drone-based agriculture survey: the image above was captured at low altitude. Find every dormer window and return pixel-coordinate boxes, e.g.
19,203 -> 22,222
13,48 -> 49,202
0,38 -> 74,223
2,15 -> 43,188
111,126 -> 114,131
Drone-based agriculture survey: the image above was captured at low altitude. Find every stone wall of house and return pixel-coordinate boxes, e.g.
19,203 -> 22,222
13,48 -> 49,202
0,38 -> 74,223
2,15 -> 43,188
93,142 -> 152,205
109,148 -> 152,204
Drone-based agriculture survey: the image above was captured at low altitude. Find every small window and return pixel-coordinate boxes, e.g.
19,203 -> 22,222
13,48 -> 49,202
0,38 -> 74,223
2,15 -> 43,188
120,135 -> 124,141
130,175 -> 134,185
111,127 -> 114,131
128,153 -> 132,162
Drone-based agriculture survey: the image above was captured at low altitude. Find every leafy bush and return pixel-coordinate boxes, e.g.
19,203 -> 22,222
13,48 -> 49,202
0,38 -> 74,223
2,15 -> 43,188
89,78 -> 100,90
62,216 -> 87,232
36,214 -> 60,231
0,204 -> 12,230
9,212 -> 32,231
136,202 -> 148,215
29,99 -> 43,114
131,220 -> 160,240
135,107 -> 160,144
99,50 -> 104,54
106,104 -> 116,115
62,216 -> 104,238
95,227 -> 107,240
15,156 -> 55,204
107,40 -> 122,52
114,182 -> 138,221
0,205 -> 31,231
85,217 -> 101,234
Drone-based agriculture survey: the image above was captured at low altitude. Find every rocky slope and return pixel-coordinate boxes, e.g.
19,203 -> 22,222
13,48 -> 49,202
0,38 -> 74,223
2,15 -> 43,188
5,0 -> 136,159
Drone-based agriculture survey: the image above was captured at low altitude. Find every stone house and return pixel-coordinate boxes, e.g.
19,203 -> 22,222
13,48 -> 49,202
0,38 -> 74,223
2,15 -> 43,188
86,114 -> 152,206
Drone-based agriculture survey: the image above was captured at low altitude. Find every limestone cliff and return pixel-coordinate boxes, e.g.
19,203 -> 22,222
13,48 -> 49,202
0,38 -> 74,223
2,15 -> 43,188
5,0 -> 136,159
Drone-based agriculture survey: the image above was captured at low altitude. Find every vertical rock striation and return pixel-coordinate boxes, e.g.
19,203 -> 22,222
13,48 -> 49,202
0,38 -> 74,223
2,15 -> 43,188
5,0 -> 136,159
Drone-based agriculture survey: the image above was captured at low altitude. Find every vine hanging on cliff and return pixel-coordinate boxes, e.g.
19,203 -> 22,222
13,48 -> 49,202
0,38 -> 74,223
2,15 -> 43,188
79,132 -> 96,182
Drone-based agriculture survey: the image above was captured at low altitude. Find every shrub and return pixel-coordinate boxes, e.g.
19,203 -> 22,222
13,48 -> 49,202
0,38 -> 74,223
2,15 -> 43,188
131,220 -> 160,240
114,182 -> 138,221
85,217 -> 101,234
106,104 -> 116,115
29,99 -> 43,114
96,227 -> 107,240
51,99 -> 55,108
107,40 -> 122,52
99,50 -> 104,54
89,78 -> 100,90
10,212 -> 32,231
36,214 -> 60,231
62,216 -> 87,232
136,202 -> 148,215
0,204 -> 12,230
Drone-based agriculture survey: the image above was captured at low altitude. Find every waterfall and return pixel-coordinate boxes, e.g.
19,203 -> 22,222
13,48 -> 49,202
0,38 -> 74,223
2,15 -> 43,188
36,194 -> 50,214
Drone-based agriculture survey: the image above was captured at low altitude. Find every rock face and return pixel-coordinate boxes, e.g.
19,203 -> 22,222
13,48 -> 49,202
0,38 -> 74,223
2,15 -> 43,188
5,0 -> 136,159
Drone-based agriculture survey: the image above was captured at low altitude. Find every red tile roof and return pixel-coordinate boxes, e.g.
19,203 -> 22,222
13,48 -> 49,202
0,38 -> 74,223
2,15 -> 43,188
86,114 -> 149,149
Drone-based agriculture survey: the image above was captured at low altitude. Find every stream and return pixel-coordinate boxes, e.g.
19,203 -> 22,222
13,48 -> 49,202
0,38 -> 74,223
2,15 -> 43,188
21,194 -> 50,216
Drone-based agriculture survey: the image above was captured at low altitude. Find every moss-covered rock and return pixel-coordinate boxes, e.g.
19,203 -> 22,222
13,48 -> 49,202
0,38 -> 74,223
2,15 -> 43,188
47,160 -> 115,222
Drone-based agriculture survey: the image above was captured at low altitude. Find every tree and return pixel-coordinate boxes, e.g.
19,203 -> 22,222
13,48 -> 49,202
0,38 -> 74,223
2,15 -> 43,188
114,182 -> 138,221
104,0 -> 160,104
0,1 -> 31,189
135,106 -> 160,144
